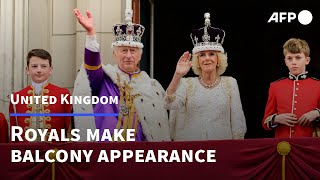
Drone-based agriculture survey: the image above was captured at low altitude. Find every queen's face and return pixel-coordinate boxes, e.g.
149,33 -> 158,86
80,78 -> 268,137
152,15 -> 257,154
198,50 -> 219,74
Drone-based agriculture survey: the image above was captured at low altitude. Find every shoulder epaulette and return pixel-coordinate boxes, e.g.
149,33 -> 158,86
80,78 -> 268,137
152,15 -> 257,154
271,77 -> 287,83
310,77 -> 320,81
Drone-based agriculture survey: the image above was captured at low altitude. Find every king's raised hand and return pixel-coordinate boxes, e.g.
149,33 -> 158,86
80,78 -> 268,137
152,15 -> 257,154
73,8 -> 96,36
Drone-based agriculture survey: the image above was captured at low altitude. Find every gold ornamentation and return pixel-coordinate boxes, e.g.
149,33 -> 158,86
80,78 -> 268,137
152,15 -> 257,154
277,141 -> 291,180
114,73 -> 141,141
44,116 -> 51,122
120,104 -> 129,115
48,148 -> 59,180
43,89 -> 49,94
24,118 -> 30,123
233,133 -> 244,139
45,133 -> 50,139
165,95 -> 176,104
27,90 -> 33,94
48,148 -> 58,160
223,77 -> 231,101
45,124 -> 52,129
277,141 -> 291,155
131,73 -> 141,79
84,63 -> 102,70
186,78 -> 194,104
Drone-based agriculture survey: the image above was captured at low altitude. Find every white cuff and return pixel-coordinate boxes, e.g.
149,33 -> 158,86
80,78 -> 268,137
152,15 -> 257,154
85,35 -> 100,52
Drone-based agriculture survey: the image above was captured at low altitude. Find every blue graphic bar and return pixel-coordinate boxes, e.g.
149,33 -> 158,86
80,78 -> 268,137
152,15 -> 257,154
10,113 -> 119,117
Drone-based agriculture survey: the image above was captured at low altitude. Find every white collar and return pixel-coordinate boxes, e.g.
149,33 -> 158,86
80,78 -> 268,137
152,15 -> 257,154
31,80 -> 48,95
289,71 -> 308,80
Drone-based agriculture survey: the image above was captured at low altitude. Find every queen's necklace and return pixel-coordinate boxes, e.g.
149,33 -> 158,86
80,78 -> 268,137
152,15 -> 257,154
199,76 -> 220,89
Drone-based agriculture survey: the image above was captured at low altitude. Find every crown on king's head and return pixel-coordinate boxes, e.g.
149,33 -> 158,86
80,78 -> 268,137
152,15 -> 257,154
190,13 -> 226,54
111,9 -> 145,49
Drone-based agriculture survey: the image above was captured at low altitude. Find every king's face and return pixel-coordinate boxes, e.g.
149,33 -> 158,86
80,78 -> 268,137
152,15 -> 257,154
114,46 -> 142,73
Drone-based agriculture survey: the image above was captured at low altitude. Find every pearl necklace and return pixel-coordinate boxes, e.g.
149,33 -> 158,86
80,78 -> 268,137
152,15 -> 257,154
199,76 -> 220,89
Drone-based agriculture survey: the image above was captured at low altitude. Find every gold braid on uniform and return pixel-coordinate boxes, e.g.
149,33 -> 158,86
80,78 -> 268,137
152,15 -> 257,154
114,73 -> 141,141
27,84 -> 50,142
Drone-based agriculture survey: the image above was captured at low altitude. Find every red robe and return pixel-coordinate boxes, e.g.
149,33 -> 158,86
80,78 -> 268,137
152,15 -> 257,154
0,113 -> 8,143
9,83 -> 72,142
262,76 -> 320,138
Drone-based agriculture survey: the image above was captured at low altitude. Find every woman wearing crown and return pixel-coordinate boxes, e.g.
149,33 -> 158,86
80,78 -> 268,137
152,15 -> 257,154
165,13 -> 247,141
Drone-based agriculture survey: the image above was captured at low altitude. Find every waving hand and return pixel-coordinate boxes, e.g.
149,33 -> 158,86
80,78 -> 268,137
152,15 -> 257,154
73,8 -> 96,35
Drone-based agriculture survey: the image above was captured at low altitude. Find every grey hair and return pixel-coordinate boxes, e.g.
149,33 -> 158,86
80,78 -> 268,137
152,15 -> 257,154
112,46 -> 143,54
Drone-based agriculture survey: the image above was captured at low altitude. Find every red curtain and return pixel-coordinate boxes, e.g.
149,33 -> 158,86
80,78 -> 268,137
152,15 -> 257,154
0,138 -> 320,179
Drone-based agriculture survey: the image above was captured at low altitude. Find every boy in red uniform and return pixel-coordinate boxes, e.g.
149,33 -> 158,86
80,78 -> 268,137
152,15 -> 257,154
262,38 -> 320,138
9,49 -> 72,142
0,113 -> 8,143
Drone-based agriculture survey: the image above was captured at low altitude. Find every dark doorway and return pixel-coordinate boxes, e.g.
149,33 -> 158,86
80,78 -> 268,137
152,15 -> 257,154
139,0 -> 151,74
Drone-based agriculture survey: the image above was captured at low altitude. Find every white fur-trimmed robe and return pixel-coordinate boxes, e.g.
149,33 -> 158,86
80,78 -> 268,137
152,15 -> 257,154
73,64 -> 171,142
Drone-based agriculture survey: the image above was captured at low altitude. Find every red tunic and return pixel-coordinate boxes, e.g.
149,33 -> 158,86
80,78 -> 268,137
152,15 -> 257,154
262,76 -> 320,138
9,83 -> 72,142
0,113 -> 8,143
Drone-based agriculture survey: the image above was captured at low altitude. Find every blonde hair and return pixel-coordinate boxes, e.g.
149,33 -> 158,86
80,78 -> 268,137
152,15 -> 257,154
283,38 -> 310,57
191,51 -> 228,75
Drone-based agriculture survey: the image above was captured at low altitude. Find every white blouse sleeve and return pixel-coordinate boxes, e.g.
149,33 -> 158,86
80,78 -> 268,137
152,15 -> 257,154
229,77 -> 247,139
164,78 -> 189,110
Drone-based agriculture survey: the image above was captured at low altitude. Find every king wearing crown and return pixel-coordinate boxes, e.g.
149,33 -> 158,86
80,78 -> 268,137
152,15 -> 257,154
72,8 -> 170,142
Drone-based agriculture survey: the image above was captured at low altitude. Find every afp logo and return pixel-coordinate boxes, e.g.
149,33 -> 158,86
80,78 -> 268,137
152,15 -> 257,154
267,10 -> 313,25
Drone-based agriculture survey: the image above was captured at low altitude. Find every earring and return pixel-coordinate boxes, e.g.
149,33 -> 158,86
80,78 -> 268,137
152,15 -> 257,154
217,64 -> 220,67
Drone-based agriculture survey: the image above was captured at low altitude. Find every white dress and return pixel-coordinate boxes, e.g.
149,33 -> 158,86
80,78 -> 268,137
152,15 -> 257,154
165,76 -> 247,141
